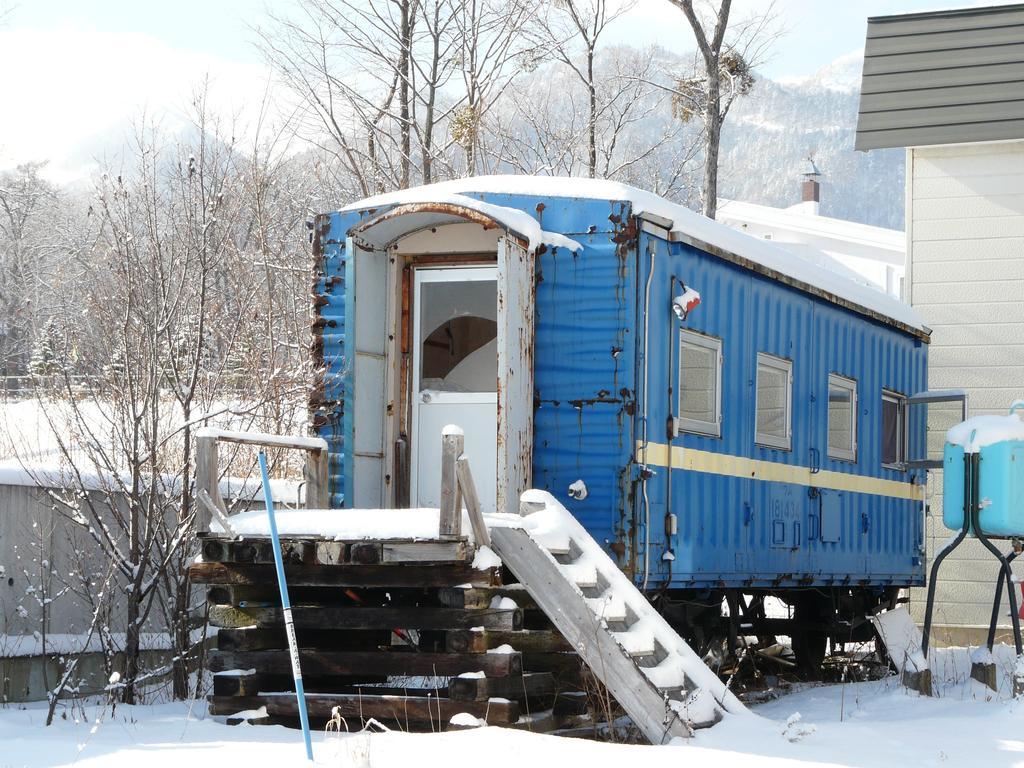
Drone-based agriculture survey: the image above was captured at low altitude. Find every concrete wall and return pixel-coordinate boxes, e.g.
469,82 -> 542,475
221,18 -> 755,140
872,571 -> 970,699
0,483 -> 114,638
907,140 -> 1024,641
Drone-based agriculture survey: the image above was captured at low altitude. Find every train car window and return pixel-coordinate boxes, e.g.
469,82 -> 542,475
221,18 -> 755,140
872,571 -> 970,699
827,374 -> 857,462
755,353 -> 792,450
881,390 -> 906,469
676,330 -> 722,437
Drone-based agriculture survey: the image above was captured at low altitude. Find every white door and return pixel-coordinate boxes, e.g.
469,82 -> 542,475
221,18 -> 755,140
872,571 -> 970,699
411,266 -> 498,512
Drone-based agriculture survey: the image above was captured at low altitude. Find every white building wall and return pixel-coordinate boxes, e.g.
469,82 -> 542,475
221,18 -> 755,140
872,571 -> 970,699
716,200 -> 905,298
907,140 -> 1024,642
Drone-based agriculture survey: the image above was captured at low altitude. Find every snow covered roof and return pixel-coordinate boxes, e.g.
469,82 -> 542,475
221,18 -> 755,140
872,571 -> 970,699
346,189 -> 581,253
342,176 -> 926,336
717,198 -> 905,266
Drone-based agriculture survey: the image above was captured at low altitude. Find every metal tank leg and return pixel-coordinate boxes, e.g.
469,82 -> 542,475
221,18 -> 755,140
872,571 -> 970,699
974,548 -> 1019,692
984,548 -> 1020,652
969,452 -> 1023,692
912,454 -> 972,696
921,454 -> 973,658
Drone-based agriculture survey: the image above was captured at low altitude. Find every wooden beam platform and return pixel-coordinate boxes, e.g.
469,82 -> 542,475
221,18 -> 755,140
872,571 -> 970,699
209,605 -> 522,632
448,672 -> 556,702
189,561 -> 499,588
198,534 -> 472,567
209,648 -> 523,678
446,628 -> 571,654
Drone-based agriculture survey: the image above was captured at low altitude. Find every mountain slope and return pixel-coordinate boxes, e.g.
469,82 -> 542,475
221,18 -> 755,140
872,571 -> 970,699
720,54 -> 905,230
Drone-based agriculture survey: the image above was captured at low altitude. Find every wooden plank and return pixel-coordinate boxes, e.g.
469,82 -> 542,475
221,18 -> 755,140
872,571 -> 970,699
456,455 -> 490,547
199,429 -> 327,451
208,692 -> 520,725
201,536 -> 471,565
518,652 -> 586,674
437,584 -> 535,610
208,604 -> 522,632
214,674 -> 392,695
552,690 -> 589,717
213,671 -> 264,697
203,539 -> 473,566
188,561 -> 500,588
198,490 -> 237,538
315,541 -> 346,565
209,649 -> 522,678
446,629 -> 571,654
207,584 -> 392,606
439,429 -> 463,540
448,672 -> 555,702
490,526 -> 692,743
304,449 -> 330,510
199,538 -> 314,566
195,435 -> 225,531
381,541 -> 471,564
216,628 -> 390,652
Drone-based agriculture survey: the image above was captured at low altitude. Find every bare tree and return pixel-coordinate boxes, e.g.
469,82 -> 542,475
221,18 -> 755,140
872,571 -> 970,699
449,0 -> 539,174
667,0 -> 779,218
259,0 -> 539,188
534,0 -> 634,178
259,0 -> 433,194
16,90 -> 315,703
485,44 -> 698,199
0,163 -> 58,379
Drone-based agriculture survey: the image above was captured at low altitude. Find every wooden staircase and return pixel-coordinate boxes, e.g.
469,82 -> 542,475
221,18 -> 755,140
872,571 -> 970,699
489,493 -> 747,743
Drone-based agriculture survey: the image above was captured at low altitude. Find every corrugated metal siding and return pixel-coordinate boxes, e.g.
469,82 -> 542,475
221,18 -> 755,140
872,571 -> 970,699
856,4 -> 1024,151
313,191 -> 928,593
312,213 -> 361,507
640,236 -> 928,589
908,141 -> 1024,630
531,230 -> 637,572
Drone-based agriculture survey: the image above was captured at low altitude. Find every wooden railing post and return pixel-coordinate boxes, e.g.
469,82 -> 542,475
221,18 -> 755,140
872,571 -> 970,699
304,448 -> 330,509
195,434 -> 226,532
456,455 -> 490,548
194,428 -> 330,532
439,426 -> 463,540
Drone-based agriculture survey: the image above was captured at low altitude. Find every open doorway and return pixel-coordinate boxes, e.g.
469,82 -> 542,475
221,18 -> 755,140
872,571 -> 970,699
410,266 -> 498,512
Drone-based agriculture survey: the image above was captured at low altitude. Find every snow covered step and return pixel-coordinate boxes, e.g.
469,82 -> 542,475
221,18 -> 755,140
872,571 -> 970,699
612,628 -> 655,658
641,658 -> 689,690
488,491 -> 746,744
586,594 -> 628,624
561,561 -> 598,589
534,529 -> 571,556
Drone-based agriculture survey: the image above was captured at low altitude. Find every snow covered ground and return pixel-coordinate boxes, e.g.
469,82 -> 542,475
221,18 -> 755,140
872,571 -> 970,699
6,661 -> 1024,768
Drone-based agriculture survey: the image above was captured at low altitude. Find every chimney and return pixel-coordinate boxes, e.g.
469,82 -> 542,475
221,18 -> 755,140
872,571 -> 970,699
800,156 -> 821,215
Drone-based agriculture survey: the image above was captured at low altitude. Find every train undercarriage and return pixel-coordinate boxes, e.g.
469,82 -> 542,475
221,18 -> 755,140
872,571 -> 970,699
656,586 -> 903,681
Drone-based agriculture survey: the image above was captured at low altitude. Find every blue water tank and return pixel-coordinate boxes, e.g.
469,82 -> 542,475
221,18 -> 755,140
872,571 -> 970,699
943,440 -> 1024,536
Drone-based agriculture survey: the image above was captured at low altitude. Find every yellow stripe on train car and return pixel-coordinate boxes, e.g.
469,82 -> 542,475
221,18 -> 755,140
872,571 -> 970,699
636,441 -> 925,501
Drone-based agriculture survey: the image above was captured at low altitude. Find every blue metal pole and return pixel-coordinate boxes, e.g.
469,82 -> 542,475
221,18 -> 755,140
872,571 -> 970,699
258,451 -> 314,761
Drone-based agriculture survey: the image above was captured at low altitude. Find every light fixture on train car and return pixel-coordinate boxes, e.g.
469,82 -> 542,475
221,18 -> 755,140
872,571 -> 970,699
672,284 -> 701,321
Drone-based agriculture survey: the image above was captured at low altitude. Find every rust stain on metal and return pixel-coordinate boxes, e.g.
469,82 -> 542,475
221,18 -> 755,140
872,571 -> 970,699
610,215 -> 637,245
311,213 -> 331,259
569,396 -> 622,409
309,214 -> 334,419
351,201 -> 530,251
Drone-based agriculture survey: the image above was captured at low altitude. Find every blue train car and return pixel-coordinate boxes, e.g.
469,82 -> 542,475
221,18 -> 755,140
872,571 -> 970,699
311,176 -> 929,667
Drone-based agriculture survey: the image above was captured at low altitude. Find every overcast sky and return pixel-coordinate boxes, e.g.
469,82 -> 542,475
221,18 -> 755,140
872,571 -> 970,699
0,0 -> 1017,181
